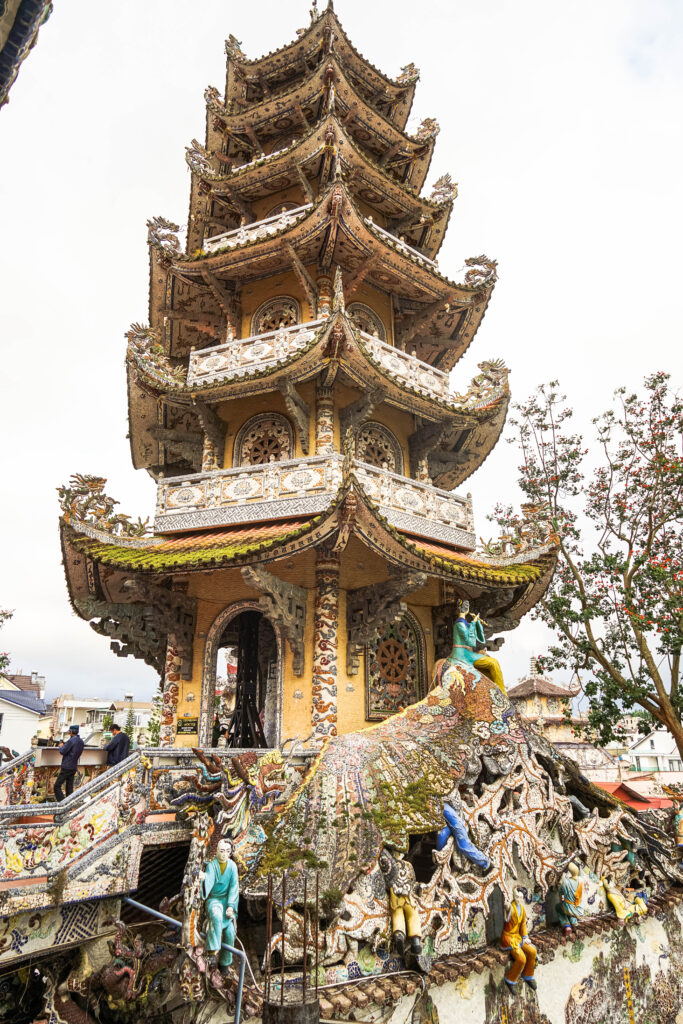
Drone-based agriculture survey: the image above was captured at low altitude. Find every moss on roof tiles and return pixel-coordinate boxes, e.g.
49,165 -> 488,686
71,519 -> 315,573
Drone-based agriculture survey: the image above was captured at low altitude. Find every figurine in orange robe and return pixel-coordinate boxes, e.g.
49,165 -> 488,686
501,888 -> 537,993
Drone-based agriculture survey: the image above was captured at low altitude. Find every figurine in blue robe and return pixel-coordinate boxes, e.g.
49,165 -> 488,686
200,837 -> 239,967
436,790 -> 490,871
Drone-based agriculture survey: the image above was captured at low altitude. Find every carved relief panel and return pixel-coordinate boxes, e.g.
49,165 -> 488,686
356,421 -> 404,474
250,295 -> 301,335
365,610 -> 425,720
234,413 -> 294,466
347,301 -> 387,341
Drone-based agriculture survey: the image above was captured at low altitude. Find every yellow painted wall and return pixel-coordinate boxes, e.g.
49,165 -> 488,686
241,269 -> 315,335
172,564 -> 437,748
251,187 -> 305,223
349,282 -> 395,343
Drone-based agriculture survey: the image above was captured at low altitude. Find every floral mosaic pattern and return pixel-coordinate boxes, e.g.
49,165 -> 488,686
311,549 -> 340,743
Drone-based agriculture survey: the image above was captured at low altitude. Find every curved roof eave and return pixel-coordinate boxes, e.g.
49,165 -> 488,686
226,8 -> 418,125
129,313 -> 495,426
161,181 -> 486,302
190,115 -> 451,258
211,54 -> 432,171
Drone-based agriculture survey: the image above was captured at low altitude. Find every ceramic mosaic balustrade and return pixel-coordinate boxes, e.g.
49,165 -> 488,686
154,455 -> 475,546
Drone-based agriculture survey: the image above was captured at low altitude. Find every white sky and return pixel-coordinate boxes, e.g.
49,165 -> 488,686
0,0 -> 681,702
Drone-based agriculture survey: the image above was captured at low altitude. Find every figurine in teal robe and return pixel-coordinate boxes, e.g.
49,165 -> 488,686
449,600 -> 505,692
556,862 -> 583,933
200,837 -> 239,967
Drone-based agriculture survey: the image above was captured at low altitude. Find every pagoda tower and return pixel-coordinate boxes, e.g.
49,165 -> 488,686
60,2 -> 556,751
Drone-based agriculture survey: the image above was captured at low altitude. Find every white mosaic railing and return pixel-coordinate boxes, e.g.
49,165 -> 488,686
354,461 -> 472,535
155,455 -> 475,548
365,216 -> 439,268
358,330 -> 450,403
187,320 -> 324,386
203,202 -> 313,253
156,454 -> 344,526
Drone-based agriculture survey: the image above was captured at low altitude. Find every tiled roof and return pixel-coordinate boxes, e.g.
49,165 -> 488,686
407,537 -> 546,584
0,690 -> 47,714
0,0 -> 52,107
69,519 -> 314,572
508,677 -> 576,698
1,672 -> 41,695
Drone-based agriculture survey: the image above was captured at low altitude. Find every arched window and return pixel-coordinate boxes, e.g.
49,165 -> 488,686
347,302 -> 386,341
251,295 -> 301,335
365,610 -> 426,720
356,421 -> 403,474
234,412 -> 294,466
264,201 -> 300,219
201,601 -> 282,748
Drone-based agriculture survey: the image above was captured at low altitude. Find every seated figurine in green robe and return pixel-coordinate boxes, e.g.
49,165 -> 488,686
200,837 -> 239,968
449,600 -> 505,693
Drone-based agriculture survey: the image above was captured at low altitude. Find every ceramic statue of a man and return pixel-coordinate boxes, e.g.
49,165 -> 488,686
449,600 -> 505,693
378,848 -> 422,955
200,837 -> 239,968
556,862 -> 583,934
436,786 -> 490,871
501,887 -> 537,993
675,804 -> 683,859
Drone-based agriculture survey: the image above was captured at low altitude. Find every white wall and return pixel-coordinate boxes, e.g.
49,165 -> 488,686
0,700 -> 39,753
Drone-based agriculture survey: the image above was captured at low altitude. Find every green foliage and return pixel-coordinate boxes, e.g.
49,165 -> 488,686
102,713 -> 113,732
0,608 -> 13,673
146,691 -> 162,746
124,706 -> 135,740
496,373 -> 683,755
320,887 -> 343,918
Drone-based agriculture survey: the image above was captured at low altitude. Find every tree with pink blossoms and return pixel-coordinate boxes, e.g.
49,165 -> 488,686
494,373 -> 683,757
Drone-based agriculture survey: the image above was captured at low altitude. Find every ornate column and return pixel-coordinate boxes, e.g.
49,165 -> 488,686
159,636 -> 181,747
311,544 -> 340,745
316,272 -> 332,320
315,382 -> 335,455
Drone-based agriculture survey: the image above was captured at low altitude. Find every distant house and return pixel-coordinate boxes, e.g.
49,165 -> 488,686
0,690 -> 47,754
0,671 -> 45,699
592,780 -> 673,811
629,730 -> 683,774
508,658 -> 621,780
50,693 -> 153,746
507,658 -> 581,744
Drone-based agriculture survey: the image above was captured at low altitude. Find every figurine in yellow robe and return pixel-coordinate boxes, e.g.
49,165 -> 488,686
675,805 -> 683,859
501,888 -> 537,992
602,874 -> 646,921
379,848 -> 422,956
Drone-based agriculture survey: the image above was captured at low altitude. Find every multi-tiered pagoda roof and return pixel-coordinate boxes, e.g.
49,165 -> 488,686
60,0 -> 558,747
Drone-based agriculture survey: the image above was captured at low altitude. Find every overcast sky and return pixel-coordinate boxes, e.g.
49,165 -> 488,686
1,0 -> 681,702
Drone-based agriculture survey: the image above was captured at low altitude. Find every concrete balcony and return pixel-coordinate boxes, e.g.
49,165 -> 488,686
154,455 -> 475,549
187,319 -> 324,386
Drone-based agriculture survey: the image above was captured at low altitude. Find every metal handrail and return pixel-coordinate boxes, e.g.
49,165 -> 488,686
0,751 -> 141,820
123,896 -> 246,1024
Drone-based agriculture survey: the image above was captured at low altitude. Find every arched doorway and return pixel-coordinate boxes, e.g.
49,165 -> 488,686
201,602 -> 281,748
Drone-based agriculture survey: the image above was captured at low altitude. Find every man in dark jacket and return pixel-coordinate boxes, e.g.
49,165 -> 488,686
55,725 -> 85,801
104,724 -> 130,766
